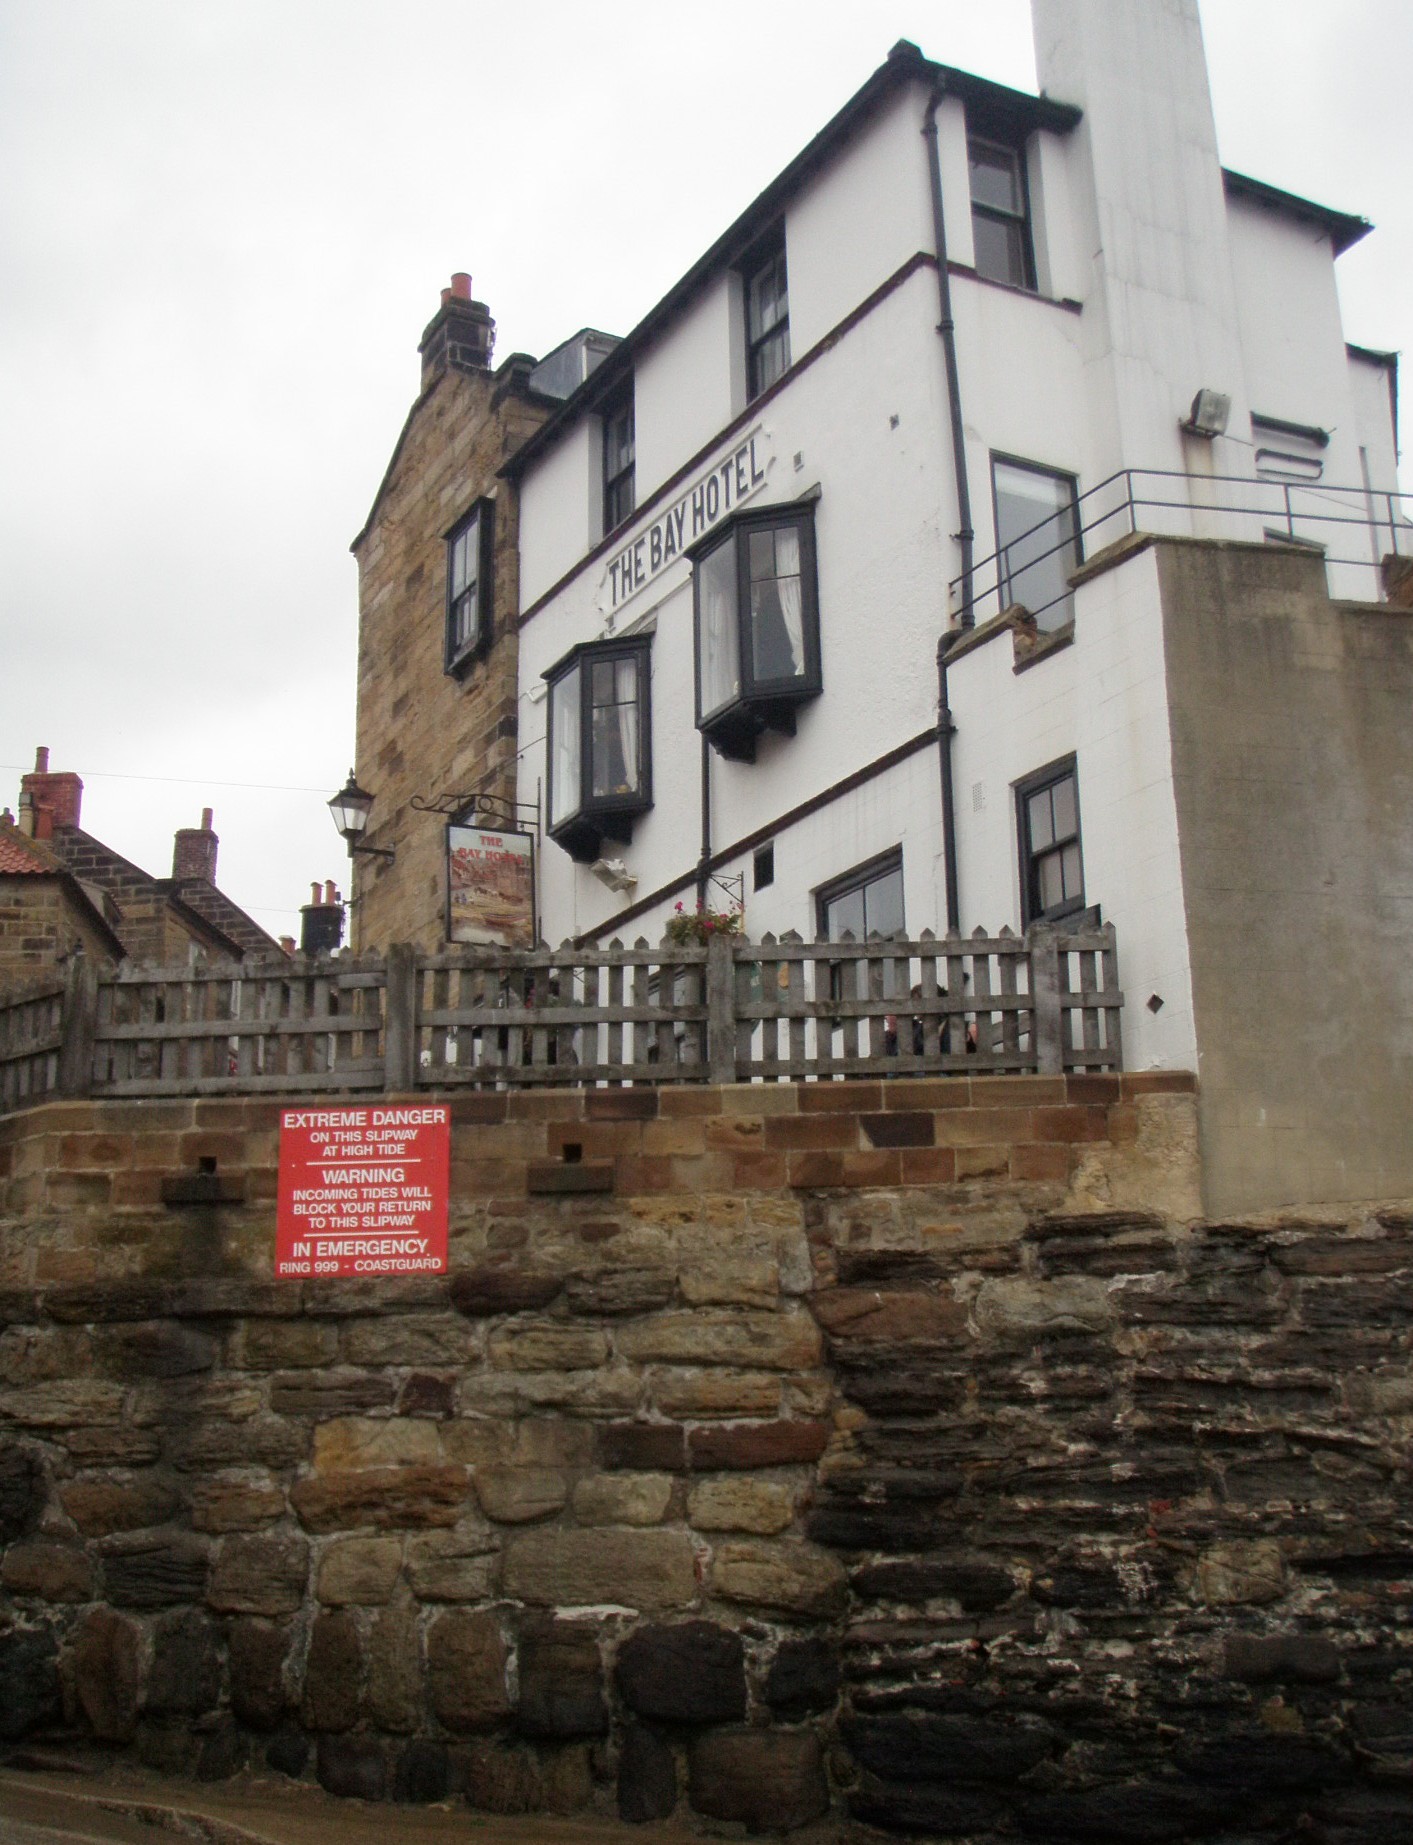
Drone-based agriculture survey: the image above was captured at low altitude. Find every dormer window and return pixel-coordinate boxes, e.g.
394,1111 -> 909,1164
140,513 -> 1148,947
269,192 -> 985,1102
602,384 -> 636,535
545,636 -> 652,862
693,503 -> 821,762
445,499 -> 494,673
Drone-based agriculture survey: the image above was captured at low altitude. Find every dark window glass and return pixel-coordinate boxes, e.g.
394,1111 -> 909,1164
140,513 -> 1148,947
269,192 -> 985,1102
1018,761 -> 1085,924
819,855 -> 905,941
545,637 -> 652,862
602,389 -> 635,533
445,500 -> 494,671
745,240 -> 790,399
992,457 -> 1080,631
589,655 -> 644,800
968,135 -> 1034,290
753,844 -> 775,891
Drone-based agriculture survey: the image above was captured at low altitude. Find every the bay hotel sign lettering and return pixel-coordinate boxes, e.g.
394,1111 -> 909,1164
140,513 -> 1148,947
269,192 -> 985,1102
601,428 -> 771,614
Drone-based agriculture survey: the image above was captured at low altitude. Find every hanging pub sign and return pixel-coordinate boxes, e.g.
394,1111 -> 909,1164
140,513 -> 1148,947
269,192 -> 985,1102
447,823 -> 535,947
275,1104 -> 449,1278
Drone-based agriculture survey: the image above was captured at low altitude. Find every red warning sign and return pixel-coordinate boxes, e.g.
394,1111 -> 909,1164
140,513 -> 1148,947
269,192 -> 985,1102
276,1105 -> 449,1279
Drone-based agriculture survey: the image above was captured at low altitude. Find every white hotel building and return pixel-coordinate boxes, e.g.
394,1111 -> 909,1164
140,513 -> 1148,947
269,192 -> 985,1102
502,0 -> 1409,1210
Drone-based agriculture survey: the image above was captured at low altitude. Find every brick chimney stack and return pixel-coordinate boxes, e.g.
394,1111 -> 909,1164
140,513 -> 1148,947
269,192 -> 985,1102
20,746 -> 83,838
172,807 -> 219,882
419,271 -> 495,390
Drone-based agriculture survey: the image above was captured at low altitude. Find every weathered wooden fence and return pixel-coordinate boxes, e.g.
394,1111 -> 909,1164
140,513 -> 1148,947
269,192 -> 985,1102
0,924 -> 1121,1111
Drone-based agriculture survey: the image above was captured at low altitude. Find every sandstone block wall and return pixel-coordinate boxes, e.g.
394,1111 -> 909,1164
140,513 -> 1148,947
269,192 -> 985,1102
2,1077 -> 1411,1842
351,358 -> 547,954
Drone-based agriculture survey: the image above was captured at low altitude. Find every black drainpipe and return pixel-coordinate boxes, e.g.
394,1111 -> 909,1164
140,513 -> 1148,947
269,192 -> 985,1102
695,733 -> 711,910
924,81 -> 970,933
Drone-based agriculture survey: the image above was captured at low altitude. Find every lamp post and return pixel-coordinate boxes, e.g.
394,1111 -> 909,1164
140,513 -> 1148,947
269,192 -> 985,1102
327,770 -> 395,861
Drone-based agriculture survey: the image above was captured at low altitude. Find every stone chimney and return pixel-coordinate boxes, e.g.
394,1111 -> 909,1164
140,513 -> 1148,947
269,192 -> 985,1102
300,879 -> 345,956
20,746 -> 83,838
172,807 -> 219,882
419,272 -> 496,390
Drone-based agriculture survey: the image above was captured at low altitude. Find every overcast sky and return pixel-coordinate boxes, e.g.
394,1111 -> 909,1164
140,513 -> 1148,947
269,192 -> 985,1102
2,1 -> 1407,945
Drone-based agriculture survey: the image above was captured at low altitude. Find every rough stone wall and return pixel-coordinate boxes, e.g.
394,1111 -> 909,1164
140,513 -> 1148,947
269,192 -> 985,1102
2,1078 -> 1411,1842
351,362 -> 548,954
0,880 -> 113,986
1158,538 -> 1413,1215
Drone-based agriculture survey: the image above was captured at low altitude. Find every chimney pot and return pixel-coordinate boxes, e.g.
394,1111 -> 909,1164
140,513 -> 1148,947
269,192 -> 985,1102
35,746 -> 49,772
201,806 -> 213,830
311,882 -> 321,904
324,879 -> 337,904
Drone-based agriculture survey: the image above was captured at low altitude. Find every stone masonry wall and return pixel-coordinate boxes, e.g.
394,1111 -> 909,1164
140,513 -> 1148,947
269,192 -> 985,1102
351,358 -> 547,955
2,1076 -> 1411,1842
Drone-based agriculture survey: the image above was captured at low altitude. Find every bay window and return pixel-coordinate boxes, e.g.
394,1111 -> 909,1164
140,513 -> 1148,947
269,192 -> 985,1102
692,504 -> 821,761
545,637 -> 652,862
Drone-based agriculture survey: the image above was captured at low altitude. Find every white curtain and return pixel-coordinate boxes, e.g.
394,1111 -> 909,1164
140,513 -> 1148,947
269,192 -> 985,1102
699,542 -> 738,715
615,657 -> 638,792
551,665 -> 580,820
775,527 -> 803,672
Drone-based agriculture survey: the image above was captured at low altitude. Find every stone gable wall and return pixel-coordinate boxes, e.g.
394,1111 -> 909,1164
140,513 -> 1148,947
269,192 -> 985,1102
351,367 -> 548,954
2,1078 -> 1411,1841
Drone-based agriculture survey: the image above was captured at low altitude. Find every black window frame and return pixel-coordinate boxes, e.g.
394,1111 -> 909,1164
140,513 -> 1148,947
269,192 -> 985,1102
1016,756 -> 1085,926
601,383 -> 636,536
815,848 -> 906,943
544,634 -> 653,864
967,130 -> 1036,292
742,228 -> 791,402
690,501 -> 822,763
991,453 -> 1082,631
444,498 -> 495,675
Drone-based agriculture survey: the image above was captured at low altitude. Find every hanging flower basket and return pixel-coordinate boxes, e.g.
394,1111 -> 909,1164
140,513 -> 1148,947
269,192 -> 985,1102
663,901 -> 745,947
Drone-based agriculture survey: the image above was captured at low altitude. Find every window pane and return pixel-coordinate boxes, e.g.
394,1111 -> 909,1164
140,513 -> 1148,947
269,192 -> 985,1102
994,460 -> 1079,631
1027,788 -> 1054,851
863,867 -> 904,938
749,522 -> 805,684
1039,848 -> 1065,913
549,666 -> 580,822
1061,842 -> 1083,903
1051,775 -> 1077,842
698,539 -> 740,717
972,213 -> 1028,289
748,254 -> 787,340
590,657 -> 639,799
969,141 -> 1022,214
826,887 -> 865,941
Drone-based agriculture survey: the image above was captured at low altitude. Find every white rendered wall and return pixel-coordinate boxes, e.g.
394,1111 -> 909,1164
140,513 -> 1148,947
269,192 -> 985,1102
946,544 -> 1198,1075
518,420 -> 598,609
634,274 -> 738,507
1346,353 -> 1399,489
518,266 -> 956,946
1031,0 -> 1255,503
786,80 -> 938,355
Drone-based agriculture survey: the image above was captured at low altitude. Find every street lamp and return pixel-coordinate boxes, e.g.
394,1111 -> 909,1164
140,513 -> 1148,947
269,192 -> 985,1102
328,769 -> 395,860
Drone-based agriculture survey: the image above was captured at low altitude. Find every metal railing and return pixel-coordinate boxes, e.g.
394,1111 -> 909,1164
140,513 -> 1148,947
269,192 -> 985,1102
954,466 -> 1412,632
0,923 -> 1122,1111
